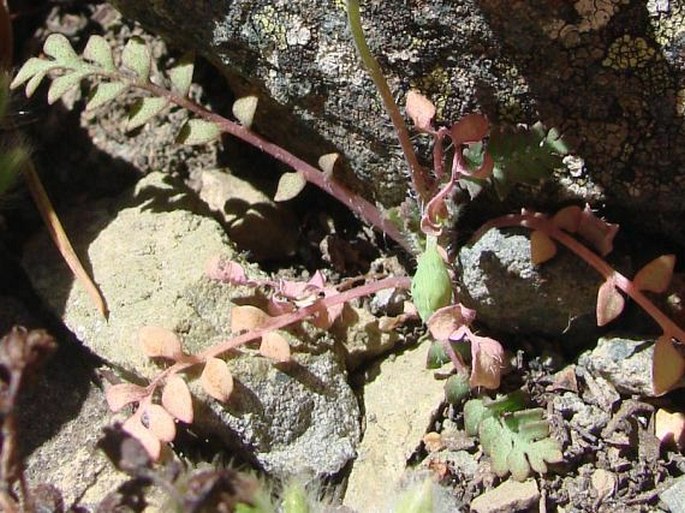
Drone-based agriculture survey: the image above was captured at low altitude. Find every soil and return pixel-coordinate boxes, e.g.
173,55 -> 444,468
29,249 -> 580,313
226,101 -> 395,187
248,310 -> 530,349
2,1 -> 684,512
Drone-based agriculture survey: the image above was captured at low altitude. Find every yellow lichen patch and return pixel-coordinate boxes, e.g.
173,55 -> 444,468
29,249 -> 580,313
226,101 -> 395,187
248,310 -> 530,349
602,35 -> 656,70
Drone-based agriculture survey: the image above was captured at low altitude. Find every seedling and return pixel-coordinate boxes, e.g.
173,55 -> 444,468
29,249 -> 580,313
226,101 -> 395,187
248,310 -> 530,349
464,392 -> 564,481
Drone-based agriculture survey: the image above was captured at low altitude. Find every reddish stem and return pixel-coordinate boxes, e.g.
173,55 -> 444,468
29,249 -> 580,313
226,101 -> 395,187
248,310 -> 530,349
480,213 -> 685,344
147,275 -> 412,391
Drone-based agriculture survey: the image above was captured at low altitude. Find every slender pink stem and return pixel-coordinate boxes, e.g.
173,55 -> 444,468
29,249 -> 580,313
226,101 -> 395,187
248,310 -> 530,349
135,81 -> 413,254
147,275 -> 412,390
480,214 -> 685,344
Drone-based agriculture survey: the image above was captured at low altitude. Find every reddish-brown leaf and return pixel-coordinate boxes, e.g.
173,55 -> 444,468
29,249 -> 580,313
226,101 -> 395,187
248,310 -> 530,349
230,305 -> 271,333
161,375 -> 193,423
427,304 -> 476,341
633,254 -> 675,294
259,332 -> 291,363
652,335 -> 685,396
530,230 -> 557,265
596,279 -> 625,326
143,404 -> 176,443
552,205 -> 582,233
138,326 -> 184,360
451,113 -> 489,145
201,358 -> 234,402
123,415 -> 161,460
406,90 -> 436,132
469,334 -> 504,389
105,383 -> 148,412
577,205 -> 619,256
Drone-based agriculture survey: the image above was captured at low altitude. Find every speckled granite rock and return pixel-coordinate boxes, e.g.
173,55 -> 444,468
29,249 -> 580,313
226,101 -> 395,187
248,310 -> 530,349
22,172 -> 360,478
457,227 -> 599,340
108,0 -> 685,244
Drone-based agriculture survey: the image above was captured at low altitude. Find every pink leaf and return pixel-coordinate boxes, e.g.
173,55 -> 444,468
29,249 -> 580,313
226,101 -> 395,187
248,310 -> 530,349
123,414 -> 161,461
652,335 -> 685,396
230,305 -> 272,333
406,90 -> 436,132
552,205 -> 582,233
427,304 -> 476,340
201,357 -> 234,402
450,113 -> 489,145
530,230 -> 557,265
138,326 -> 184,360
596,279 -> 625,326
143,404 -> 176,443
161,376 -> 193,423
105,383 -> 148,412
469,334 -> 504,389
259,332 -> 292,363
420,182 -> 452,236
577,204 -> 619,256
205,256 -> 249,285
633,254 -> 675,293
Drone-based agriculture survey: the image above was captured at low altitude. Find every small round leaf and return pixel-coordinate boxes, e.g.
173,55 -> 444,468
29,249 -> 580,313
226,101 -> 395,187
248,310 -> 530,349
259,332 -> 291,363
138,326 -> 183,360
232,95 -> 258,128
274,171 -> 307,202
201,358 -> 234,402
161,376 -> 194,423
176,119 -> 221,145
144,404 -> 176,443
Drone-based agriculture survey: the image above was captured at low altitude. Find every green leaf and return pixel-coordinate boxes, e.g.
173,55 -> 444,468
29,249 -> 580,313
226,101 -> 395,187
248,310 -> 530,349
121,37 -> 151,82
464,122 -> 569,200
10,57 -> 56,91
86,81 -> 127,110
176,119 -> 220,145
43,33 -> 80,66
83,35 -> 115,71
394,478 -> 434,513
232,95 -> 258,129
0,146 -> 27,195
477,404 -> 563,481
126,97 -> 169,131
410,236 -> 452,322
426,340 -> 450,369
274,171 -> 306,202
444,373 -> 470,405
168,53 -> 194,97
46,70 -> 88,104
463,398 -> 491,436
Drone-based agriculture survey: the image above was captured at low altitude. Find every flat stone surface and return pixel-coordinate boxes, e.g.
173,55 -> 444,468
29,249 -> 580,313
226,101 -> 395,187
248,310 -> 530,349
470,478 -> 540,513
660,474 -> 685,513
343,343 -> 445,513
22,172 -> 360,478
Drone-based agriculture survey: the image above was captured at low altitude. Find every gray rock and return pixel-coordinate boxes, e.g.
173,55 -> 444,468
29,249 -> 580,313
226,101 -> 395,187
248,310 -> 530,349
578,335 -> 656,396
660,474 -> 685,513
22,172 -> 360,478
457,227 -> 598,340
108,0 -> 685,244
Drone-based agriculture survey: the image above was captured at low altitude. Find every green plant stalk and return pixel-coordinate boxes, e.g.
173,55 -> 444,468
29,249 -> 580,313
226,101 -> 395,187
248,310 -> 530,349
346,0 -> 431,204
480,213 -> 685,343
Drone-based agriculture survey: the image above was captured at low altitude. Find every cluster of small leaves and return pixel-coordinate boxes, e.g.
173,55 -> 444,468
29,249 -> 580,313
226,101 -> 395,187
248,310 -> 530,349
9,33 -> 234,146
464,392 -> 564,481
486,205 -> 684,395
463,122 -> 569,200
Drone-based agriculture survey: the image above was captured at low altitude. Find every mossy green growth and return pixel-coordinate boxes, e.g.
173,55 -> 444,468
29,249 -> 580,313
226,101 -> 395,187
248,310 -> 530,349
411,236 -> 452,322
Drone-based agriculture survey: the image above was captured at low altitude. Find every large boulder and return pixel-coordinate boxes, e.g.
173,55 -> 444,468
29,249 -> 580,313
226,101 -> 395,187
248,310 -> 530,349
109,0 -> 685,244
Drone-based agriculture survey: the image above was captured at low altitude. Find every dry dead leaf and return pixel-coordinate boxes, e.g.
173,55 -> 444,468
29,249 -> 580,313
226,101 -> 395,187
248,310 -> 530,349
406,89 -> 436,131
552,205 -> 582,233
161,375 -> 194,423
201,357 -> 234,402
259,331 -> 291,363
